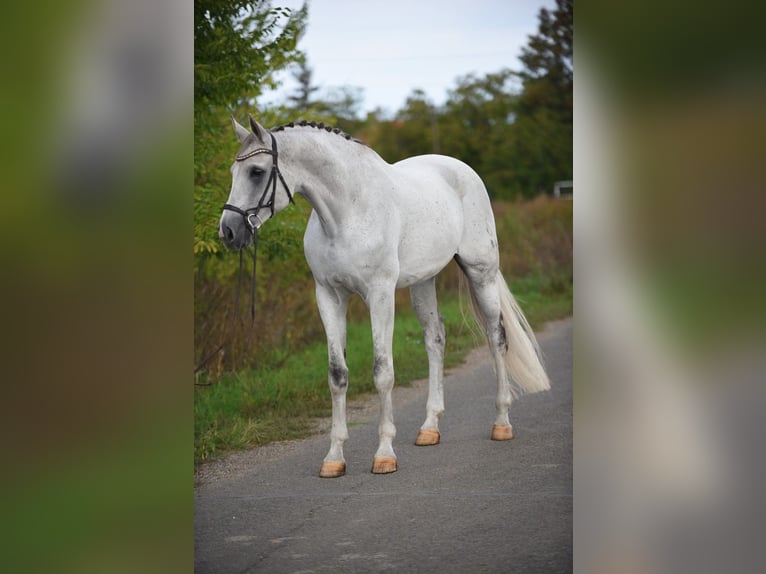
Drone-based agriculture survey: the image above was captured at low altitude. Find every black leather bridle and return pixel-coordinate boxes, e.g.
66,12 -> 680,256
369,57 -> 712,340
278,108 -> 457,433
222,131 -> 294,232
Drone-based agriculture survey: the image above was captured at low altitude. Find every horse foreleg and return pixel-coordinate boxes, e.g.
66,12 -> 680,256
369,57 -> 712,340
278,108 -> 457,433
368,286 -> 398,474
410,278 -> 445,446
316,284 -> 351,478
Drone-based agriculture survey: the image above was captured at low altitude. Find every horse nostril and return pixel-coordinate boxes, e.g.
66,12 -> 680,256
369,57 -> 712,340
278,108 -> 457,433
223,224 -> 235,243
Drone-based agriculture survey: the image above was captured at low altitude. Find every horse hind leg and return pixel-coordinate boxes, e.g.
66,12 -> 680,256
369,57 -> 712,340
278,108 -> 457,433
410,277 -> 446,446
470,276 -> 515,439
455,256 -> 516,440
457,260 -> 550,441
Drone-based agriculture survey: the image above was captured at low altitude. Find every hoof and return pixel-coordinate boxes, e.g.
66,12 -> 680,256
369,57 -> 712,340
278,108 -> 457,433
319,461 -> 346,478
491,424 -> 514,441
371,456 -> 398,474
415,429 -> 440,446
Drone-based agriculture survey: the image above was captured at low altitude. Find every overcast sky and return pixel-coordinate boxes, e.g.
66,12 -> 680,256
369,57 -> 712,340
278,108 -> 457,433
261,0 -> 555,115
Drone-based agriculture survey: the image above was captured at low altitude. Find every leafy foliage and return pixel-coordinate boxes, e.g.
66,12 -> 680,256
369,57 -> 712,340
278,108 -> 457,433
441,70 -> 520,197
194,1 -> 306,108
511,0 -> 573,194
285,60 -> 320,110
352,1 -> 573,199
194,0 -> 307,260
194,1 -> 310,375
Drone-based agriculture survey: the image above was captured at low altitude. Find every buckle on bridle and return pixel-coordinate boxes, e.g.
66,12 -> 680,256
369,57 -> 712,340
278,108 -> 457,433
246,212 -> 263,231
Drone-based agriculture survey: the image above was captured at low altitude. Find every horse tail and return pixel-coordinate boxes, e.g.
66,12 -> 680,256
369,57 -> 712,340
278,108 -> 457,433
464,269 -> 551,397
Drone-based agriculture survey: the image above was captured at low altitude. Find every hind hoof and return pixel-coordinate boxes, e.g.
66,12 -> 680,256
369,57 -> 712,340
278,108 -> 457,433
491,424 -> 514,441
371,456 -> 397,474
319,461 -> 346,478
415,429 -> 440,446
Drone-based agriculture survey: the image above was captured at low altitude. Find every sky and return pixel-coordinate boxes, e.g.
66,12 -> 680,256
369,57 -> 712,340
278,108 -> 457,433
261,0 -> 556,116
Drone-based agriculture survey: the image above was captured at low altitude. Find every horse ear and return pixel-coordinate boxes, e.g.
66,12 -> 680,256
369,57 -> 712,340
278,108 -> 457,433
231,116 -> 250,144
248,115 -> 268,144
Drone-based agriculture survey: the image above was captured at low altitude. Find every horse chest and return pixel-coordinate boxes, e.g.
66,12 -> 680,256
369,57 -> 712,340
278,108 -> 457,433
304,230 -> 399,292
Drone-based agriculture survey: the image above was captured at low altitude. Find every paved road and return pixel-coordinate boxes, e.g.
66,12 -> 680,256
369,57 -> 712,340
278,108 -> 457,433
195,319 -> 572,573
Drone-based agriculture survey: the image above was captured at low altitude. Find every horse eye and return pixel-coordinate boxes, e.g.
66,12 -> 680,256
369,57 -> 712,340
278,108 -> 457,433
249,167 -> 264,179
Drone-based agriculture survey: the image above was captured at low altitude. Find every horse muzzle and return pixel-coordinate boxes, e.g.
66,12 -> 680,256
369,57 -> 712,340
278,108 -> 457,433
219,211 -> 252,250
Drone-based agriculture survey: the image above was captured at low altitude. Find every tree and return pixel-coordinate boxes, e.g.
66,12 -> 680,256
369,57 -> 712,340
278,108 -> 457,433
316,86 -> 365,123
286,59 -> 320,111
194,0 -> 307,257
518,0 -> 573,93
441,70 -> 518,196
194,0 -> 307,111
510,0 -> 573,195
194,1 -> 310,372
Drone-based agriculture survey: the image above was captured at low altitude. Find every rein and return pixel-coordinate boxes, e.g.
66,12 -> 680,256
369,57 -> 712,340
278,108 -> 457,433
195,130 -> 293,377
194,238 -> 257,376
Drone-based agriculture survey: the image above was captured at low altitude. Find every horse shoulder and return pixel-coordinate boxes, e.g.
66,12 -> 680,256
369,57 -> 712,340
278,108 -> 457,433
304,209 -> 400,290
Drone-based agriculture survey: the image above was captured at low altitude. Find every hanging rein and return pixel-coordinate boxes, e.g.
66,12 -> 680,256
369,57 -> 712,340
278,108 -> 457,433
194,131 -> 294,376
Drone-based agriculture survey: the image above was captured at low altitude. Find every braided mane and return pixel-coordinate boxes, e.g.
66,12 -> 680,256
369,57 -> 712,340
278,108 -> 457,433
272,120 -> 365,145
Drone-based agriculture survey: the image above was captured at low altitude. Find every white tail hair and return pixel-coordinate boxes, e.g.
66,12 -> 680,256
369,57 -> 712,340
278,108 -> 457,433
464,270 -> 550,397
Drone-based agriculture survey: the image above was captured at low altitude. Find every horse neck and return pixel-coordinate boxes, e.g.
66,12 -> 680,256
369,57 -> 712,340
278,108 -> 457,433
277,129 -> 384,237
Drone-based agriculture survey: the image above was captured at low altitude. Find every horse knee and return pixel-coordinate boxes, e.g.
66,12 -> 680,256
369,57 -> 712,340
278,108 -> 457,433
329,358 -> 348,390
373,354 -> 394,390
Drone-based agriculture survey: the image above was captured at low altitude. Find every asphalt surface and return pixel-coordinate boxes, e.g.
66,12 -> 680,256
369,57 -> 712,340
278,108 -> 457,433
195,318 -> 572,573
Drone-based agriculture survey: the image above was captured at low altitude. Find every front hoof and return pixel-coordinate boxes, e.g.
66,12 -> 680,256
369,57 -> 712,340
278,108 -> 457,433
491,424 -> 514,441
319,461 -> 346,478
371,456 -> 397,474
415,429 -> 440,446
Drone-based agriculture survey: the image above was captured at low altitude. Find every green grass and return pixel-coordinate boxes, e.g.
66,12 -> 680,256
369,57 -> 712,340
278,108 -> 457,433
508,271 -> 573,327
194,277 -> 571,465
195,298 -> 474,463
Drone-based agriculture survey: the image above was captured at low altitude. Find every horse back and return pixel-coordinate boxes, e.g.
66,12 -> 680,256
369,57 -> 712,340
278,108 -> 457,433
392,155 -> 485,198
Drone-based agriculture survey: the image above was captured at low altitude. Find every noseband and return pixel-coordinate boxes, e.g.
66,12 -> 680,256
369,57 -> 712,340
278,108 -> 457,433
223,131 -> 294,232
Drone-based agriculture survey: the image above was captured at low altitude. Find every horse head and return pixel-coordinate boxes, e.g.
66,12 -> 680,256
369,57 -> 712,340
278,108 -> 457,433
219,116 -> 294,249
